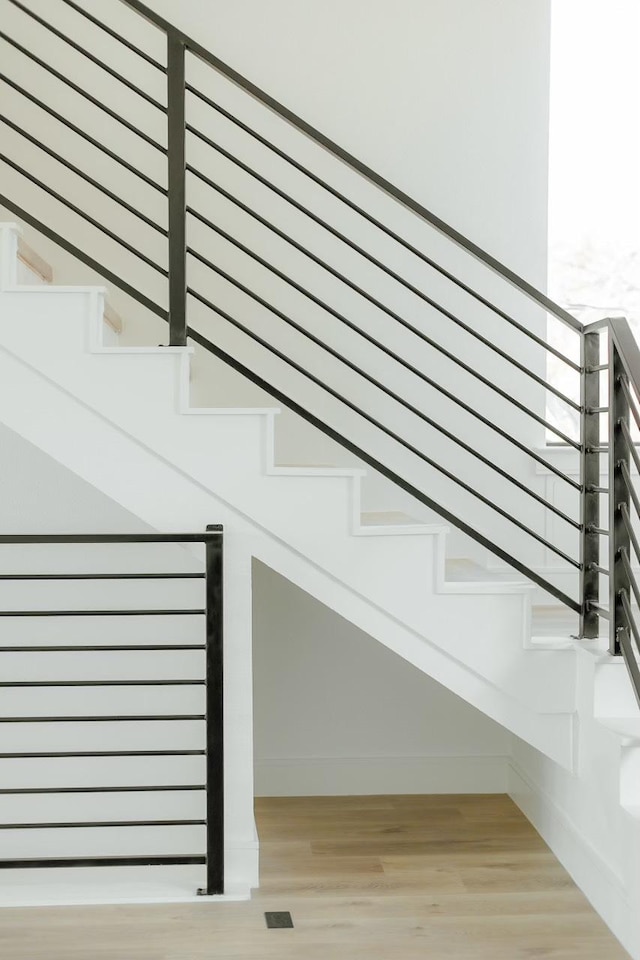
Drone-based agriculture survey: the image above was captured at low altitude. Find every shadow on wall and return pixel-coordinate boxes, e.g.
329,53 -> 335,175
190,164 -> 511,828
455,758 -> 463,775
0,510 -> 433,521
251,558 -> 511,797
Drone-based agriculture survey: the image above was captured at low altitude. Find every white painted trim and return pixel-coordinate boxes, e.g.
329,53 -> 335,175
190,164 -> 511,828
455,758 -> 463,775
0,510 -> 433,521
0,839 -> 258,908
508,759 -> 639,960
255,754 -> 510,796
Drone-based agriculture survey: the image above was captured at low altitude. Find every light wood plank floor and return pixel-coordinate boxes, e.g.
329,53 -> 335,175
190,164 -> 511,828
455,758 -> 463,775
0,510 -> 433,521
0,795 -> 631,959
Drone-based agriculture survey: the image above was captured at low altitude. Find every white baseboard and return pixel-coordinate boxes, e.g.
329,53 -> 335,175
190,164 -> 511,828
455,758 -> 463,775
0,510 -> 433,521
0,841 -> 259,908
508,759 -> 639,960
254,754 -> 510,796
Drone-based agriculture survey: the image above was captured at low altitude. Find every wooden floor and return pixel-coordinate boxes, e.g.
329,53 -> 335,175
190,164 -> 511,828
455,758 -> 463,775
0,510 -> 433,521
0,795 -> 631,959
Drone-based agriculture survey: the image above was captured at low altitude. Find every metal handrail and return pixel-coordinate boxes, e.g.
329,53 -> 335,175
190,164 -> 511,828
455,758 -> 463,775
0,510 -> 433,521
185,128 -> 581,416
17,0 -> 640,655
0,0 -> 600,627
0,72 -> 167,193
187,299 -> 584,611
184,165 -> 579,410
119,0 -> 583,332
186,85 -> 581,370
0,526 -> 224,895
7,0 -> 166,111
185,261 -> 580,538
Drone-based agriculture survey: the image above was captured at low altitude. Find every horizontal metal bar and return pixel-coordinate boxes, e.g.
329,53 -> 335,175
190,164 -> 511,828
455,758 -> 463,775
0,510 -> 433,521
59,0 -> 166,71
0,73 -> 166,194
0,151 -> 168,275
586,446 -> 610,453
188,243 -> 580,528
586,602 -> 610,619
0,715 -> 205,723
185,96 -> 581,370
619,375 -> 640,433
0,855 -> 205,868
179,314 -> 581,610
7,0 -> 166,111
0,532 -> 219,543
0,680 -> 204,687
6,183 -> 146,290
619,548 -> 640,611
588,564 -> 609,575
586,485 -> 607,494
187,287 -> 582,569
0,645 -> 206,652
0,610 -> 204,617
620,419 -> 640,474
186,182 -> 581,485
587,526 -> 609,535
0,114 -> 166,236
620,461 -> 640,522
586,364 -> 609,373
620,590 -> 640,652
186,176 -> 578,448
122,0 -> 582,331
0,29 -> 166,152
586,406 -> 609,414
186,140 -> 581,429
0,751 -> 204,758
0,573 -> 203,580
610,318 -> 640,400
0,820 -> 205,830
0,785 -> 204,795
620,503 -> 640,566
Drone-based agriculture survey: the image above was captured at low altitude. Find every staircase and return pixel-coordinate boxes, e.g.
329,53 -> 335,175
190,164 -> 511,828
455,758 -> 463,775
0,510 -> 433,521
1,223 -> 640,949
0,0 -> 640,956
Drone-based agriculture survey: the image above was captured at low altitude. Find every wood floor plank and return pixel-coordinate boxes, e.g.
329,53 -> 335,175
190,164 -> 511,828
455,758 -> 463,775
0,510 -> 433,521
0,794 -> 631,959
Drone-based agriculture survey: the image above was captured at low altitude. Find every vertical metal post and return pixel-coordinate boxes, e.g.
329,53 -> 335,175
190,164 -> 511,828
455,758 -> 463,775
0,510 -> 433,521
167,31 -> 187,346
580,330 -> 600,638
203,525 -> 224,894
609,337 -> 630,655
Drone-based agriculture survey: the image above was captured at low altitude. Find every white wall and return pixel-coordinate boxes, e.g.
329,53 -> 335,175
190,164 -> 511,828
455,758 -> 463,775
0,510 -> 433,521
252,559 -> 511,795
0,422 -> 150,533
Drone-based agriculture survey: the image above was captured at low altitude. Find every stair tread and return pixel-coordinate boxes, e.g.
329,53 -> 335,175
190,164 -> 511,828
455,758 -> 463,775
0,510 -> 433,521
445,559 -> 526,584
360,511 -> 424,526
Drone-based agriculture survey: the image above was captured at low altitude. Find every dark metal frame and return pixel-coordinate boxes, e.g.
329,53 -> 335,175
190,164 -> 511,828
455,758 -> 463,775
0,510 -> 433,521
0,529 -> 224,896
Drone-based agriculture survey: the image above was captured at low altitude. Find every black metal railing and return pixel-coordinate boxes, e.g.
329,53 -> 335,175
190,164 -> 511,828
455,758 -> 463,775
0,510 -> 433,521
0,0 -> 638,707
601,319 -> 640,704
0,527 -> 224,895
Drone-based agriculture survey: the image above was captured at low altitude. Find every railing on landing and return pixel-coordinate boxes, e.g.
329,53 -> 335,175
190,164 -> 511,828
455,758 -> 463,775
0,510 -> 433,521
0,527 -> 224,895
0,0 -> 638,704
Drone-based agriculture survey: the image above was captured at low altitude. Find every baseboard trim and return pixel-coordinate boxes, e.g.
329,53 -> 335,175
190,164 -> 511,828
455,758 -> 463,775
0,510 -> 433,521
508,759 -> 639,960
255,754 -> 510,796
0,841 -> 259,908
